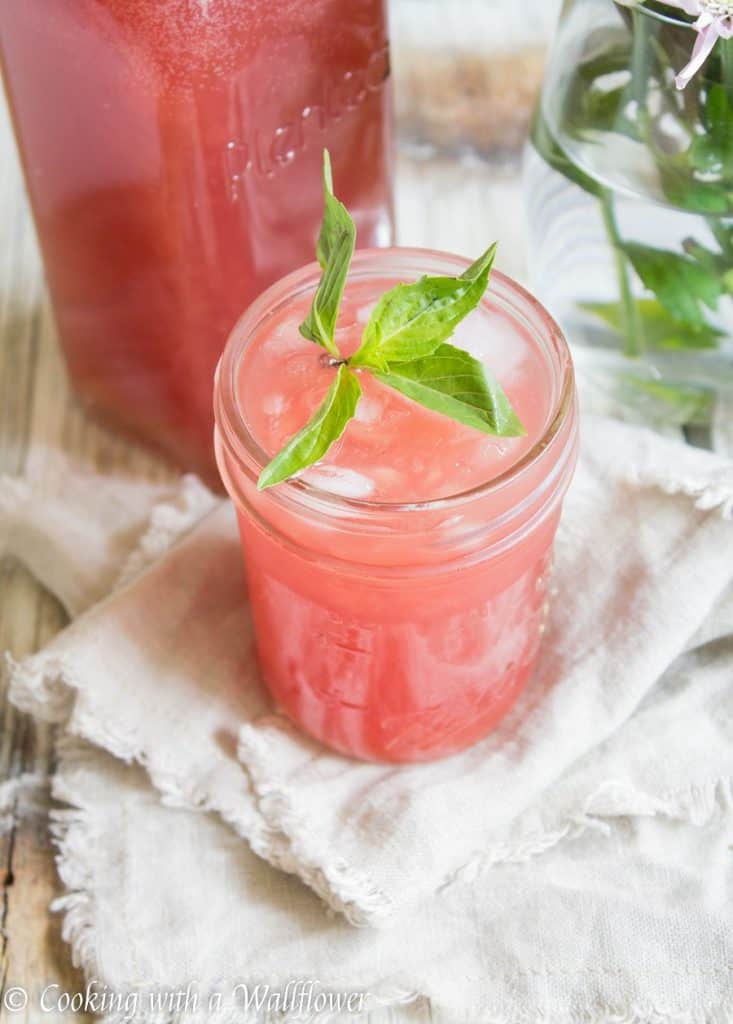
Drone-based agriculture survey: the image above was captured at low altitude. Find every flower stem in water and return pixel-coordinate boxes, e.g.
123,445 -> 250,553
721,38 -> 733,107
630,8 -> 651,129
599,189 -> 644,358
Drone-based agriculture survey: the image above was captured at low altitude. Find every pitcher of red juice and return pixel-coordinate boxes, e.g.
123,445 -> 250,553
0,1 -> 394,481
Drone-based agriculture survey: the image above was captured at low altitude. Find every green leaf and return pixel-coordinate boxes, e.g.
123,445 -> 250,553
620,375 -> 713,427
351,244 -> 498,369
564,56 -> 641,142
659,162 -> 730,214
373,343 -> 525,438
681,239 -> 733,296
623,243 -> 723,326
682,238 -> 725,275
257,365 -> 361,490
584,85 -> 634,136
688,136 -> 728,176
703,84 -> 733,148
581,299 -> 723,351
687,88 -> 733,178
299,150 -> 356,358
709,219 -> 733,263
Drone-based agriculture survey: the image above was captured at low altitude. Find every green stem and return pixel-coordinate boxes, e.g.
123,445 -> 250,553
630,8 -> 651,128
599,189 -> 644,358
721,37 -> 733,108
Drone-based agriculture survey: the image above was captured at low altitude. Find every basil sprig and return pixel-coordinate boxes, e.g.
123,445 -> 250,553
373,344 -> 524,437
350,244 -> 498,369
257,152 -> 524,490
257,365 -> 362,490
298,150 -> 356,358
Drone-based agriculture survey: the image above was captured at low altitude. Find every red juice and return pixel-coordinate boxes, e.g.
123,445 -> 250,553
215,250 -> 579,763
0,0 -> 393,481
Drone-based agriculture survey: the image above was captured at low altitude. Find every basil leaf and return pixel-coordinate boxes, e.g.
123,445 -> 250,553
351,244 -> 498,369
581,299 -> 723,351
623,243 -> 723,326
373,343 -> 525,438
257,365 -> 361,490
299,150 -> 356,358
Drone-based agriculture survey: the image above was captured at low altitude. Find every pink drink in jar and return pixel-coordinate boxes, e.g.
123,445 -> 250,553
215,249 -> 579,762
0,0 -> 393,482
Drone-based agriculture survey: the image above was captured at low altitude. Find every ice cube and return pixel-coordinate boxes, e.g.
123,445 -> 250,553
371,466 -> 404,496
356,301 -> 377,324
267,321 -> 308,358
262,393 -> 285,417
353,394 -> 383,425
304,466 -> 376,499
454,309 -> 529,381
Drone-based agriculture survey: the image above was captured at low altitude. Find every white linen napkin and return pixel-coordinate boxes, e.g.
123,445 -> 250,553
0,452 -> 210,616
7,416 -> 733,937
47,673 -> 732,1023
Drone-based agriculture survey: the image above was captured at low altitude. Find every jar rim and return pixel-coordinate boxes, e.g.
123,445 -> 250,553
214,246 -> 577,518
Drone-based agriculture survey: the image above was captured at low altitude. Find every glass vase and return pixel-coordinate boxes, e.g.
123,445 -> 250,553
525,0 -> 733,431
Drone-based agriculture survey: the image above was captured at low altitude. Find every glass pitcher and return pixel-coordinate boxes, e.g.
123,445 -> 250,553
525,0 -> 733,431
0,1 -> 394,482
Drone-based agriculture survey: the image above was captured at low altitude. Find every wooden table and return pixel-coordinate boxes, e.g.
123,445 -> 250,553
0,10 -> 553,1017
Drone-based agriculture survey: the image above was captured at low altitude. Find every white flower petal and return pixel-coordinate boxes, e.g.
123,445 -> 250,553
675,21 -> 721,88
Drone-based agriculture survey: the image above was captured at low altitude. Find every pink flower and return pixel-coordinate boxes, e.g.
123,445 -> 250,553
664,0 -> 733,88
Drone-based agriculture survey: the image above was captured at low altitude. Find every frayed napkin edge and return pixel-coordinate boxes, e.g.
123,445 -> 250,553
4,435 -> 733,1020
439,774 -> 733,891
48,739 -> 415,1023
47,743 -> 733,1024
629,464 -> 733,519
115,475 -> 219,590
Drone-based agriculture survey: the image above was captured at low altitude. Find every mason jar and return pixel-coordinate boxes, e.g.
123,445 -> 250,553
214,248 -> 579,763
0,0 -> 394,482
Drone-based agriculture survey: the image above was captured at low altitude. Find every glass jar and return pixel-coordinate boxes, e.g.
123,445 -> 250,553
0,0 -> 394,483
525,0 -> 733,432
214,249 -> 579,763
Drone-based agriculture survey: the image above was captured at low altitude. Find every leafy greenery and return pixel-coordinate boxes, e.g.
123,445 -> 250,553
620,375 -> 714,427
581,299 -> 723,351
351,245 -> 497,369
258,153 -> 523,489
622,243 -> 722,326
258,366 -> 362,490
373,344 -> 525,437
535,6 -> 733,428
298,151 -> 356,358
